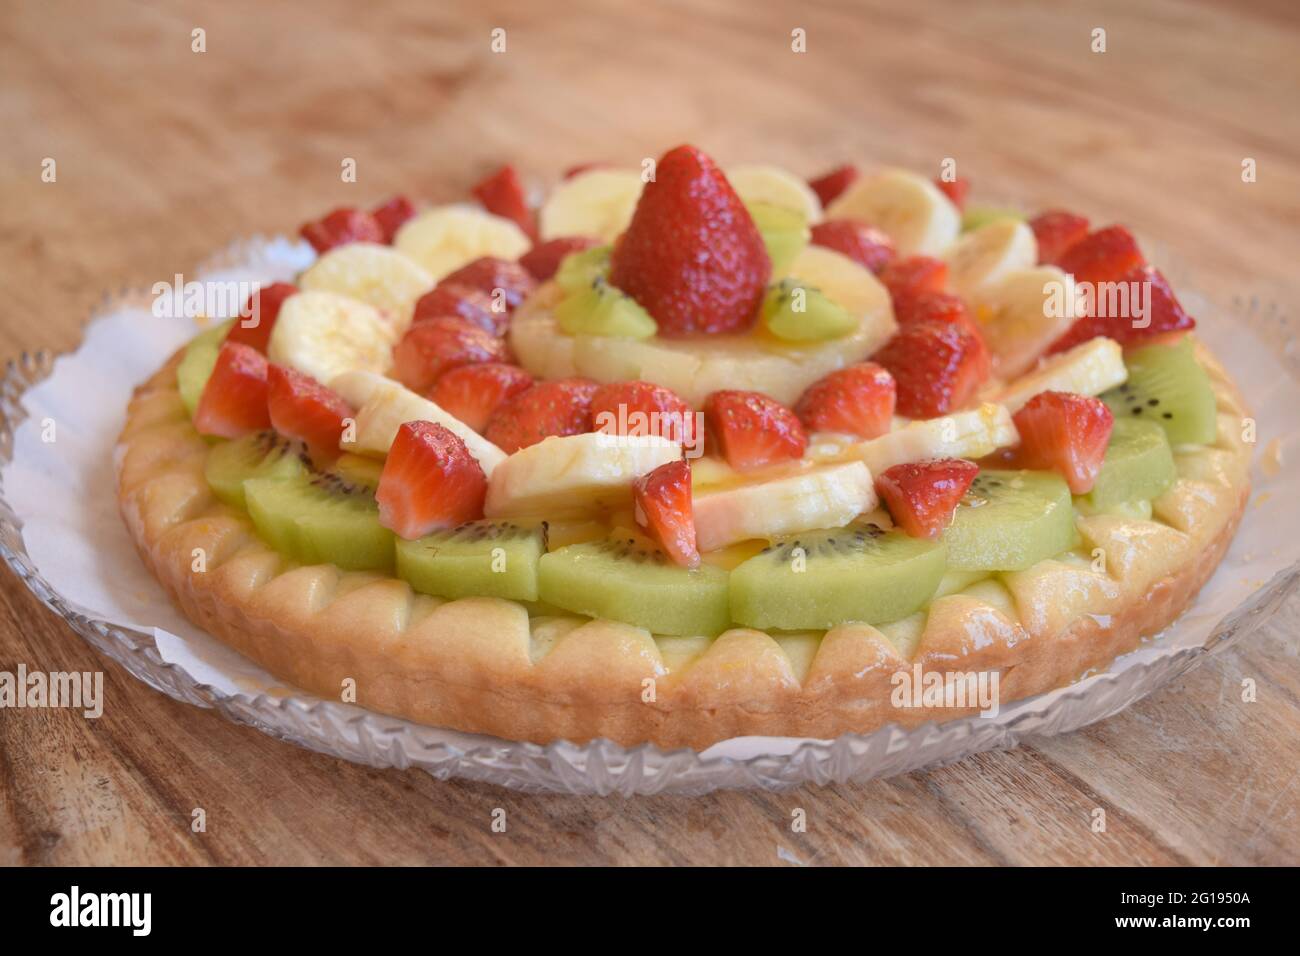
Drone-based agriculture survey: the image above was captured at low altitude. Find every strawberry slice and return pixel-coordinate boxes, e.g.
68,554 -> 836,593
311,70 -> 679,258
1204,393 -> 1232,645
808,164 -> 859,208
633,459 -> 699,568
590,380 -> 698,448
300,208 -> 385,254
376,421 -> 487,539
471,165 -> 536,240
226,282 -> 297,353
266,364 -> 354,462
876,459 -> 979,539
704,390 -> 807,471
794,363 -> 896,439
1028,210 -> 1090,266
484,378 -> 598,453
880,255 -> 948,307
609,145 -> 770,336
893,291 -> 976,332
809,220 -> 896,274
438,256 -> 537,313
934,176 -> 971,211
194,342 -> 271,438
1057,225 -> 1145,286
519,236 -> 601,281
412,284 -> 504,335
391,316 -> 508,393
1011,391 -> 1114,494
872,320 -> 990,418
371,195 -> 417,244
428,362 -> 534,433
563,162 -> 606,180
1047,265 -> 1195,354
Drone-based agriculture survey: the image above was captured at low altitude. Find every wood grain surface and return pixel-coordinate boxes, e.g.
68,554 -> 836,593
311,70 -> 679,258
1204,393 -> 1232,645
1,0 -> 1297,866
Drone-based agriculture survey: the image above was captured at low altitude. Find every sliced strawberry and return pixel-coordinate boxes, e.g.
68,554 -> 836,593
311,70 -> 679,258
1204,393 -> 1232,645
633,459 -> 699,568
809,220 -> 896,274
934,176 -> 971,211
226,282 -> 297,353
428,362 -> 534,433
1011,391 -> 1114,494
391,316 -> 508,393
893,291 -> 975,331
808,164 -> 859,208
1057,225 -> 1145,286
438,256 -> 537,313
1028,210 -> 1090,266
590,380 -> 698,448
876,459 -> 979,539
266,364 -> 354,462
471,164 -> 536,240
880,255 -> 948,307
412,283 -> 504,335
563,162 -> 606,180
371,195 -> 417,244
1047,265 -> 1195,354
872,320 -> 990,419
794,363 -> 895,439
299,208 -> 385,254
484,378 -> 598,453
376,421 -> 487,539
608,145 -> 770,336
194,342 -> 271,438
519,236 -> 601,281
703,390 -> 807,471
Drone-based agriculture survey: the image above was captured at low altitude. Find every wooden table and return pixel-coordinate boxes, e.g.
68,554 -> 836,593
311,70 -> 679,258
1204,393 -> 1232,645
1,0 -> 1297,866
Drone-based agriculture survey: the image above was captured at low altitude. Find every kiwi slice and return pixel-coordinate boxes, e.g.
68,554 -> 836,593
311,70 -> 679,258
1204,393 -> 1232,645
746,201 -> 810,274
760,278 -> 856,342
396,520 -> 547,601
538,539 -> 730,636
554,276 -> 657,339
204,431 -> 307,509
1083,418 -> 1176,510
330,452 -> 384,491
961,206 -> 1023,233
729,523 -> 946,630
1102,337 -> 1217,446
244,470 -> 394,572
554,245 -> 612,294
176,320 -> 234,417
945,470 -> 1076,571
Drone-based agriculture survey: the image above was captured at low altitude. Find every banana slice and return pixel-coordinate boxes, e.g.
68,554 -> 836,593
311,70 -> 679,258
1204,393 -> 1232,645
693,461 -> 876,552
971,266 -> 1077,379
484,433 -> 681,518
538,168 -> 645,243
329,370 -> 506,475
813,403 -> 1018,474
394,205 -> 531,281
726,165 -> 823,223
826,168 -> 960,256
995,337 -> 1127,412
298,243 -> 434,335
943,218 -> 1037,300
267,291 -> 395,384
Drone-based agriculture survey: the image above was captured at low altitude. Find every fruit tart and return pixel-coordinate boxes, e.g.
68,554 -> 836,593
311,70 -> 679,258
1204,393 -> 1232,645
116,146 -> 1251,748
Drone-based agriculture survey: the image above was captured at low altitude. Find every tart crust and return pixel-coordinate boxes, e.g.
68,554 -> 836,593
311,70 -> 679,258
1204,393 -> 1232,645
115,339 -> 1252,748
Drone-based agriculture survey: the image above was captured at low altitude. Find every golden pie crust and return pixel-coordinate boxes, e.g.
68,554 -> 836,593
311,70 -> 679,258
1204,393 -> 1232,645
115,339 -> 1251,748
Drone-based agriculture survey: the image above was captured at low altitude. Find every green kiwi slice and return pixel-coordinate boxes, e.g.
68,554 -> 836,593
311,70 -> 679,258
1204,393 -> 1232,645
745,201 -> 810,274
554,276 -> 657,339
760,278 -> 857,342
554,245 -> 612,293
728,523 -> 947,630
204,431 -> 307,509
538,539 -> 731,636
176,320 -> 234,417
1102,337 -> 1217,446
945,470 -> 1076,571
960,206 -> 1023,233
244,470 -> 394,572
1083,418 -> 1176,510
396,520 -> 547,601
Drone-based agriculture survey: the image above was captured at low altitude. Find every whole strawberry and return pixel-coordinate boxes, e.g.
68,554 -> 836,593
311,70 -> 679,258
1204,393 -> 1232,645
608,145 -> 770,336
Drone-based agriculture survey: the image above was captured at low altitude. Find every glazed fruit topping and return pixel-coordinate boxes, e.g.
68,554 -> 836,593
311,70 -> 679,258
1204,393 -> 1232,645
484,378 -> 598,453
376,421 -> 487,539
371,195 -> 417,244
391,315 -> 509,393
300,208 -> 385,254
809,220 -> 896,274
872,319 -> 990,418
1057,224 -> 1145,286
608,145 -> 771,337
1028,210 -> 1090,266
471,164 -> 537,240
893,290 -> 975,331
1011,390 -> 1114,494
704,390 -> 807,471
194,341 -> 272,439
438,256 -> 537,312
1048,265 -> 1195,354
226,282 -> 297,353
880,255 -> 949,308
934,176 -> 971,211
519,236 -> 602,282
412,284 -> 505,336
795,363 -> 896,439
428,362 -> 534,433
807,164 -> 859,208
266,364 -> 354,463
633,459 -> 700,568
875,458 -> 979,539
590,380 -> 698,447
